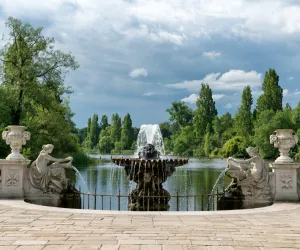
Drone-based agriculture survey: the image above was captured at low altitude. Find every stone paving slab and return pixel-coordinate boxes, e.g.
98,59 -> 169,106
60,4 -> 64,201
0,200 -> 300,249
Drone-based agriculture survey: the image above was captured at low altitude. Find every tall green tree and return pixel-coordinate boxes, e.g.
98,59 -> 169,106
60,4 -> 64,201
0,17 -> 79,125
99,115 -> 108,131
256,69 -> 282,113
234,86 -> 253,137
120,113 -> 134,149
90,114 -> 100,148
110,113 -> 122,144
193,83 -> 217,141
0,17 -> 79,157
166,101 -> 193,127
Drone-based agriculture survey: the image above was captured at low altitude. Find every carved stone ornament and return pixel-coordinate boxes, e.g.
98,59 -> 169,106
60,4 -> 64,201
2,125 -> 30,160
6,173 -> 20,186
280,173 -> 293,189
270,129 -> 298,163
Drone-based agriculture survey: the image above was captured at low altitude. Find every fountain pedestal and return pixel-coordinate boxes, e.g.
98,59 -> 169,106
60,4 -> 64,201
270,163 -> 300,201
0,159 -> 30,198
269,129 -> 299,201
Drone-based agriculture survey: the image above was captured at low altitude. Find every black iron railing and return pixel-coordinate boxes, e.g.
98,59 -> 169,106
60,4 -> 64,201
74,187 -> 226,211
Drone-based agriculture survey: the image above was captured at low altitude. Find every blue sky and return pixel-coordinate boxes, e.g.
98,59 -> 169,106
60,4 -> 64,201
0,0 -> 300,128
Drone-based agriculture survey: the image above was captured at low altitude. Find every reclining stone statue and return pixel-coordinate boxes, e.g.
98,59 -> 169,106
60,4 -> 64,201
29,144 -> 73,194
226,147 -> 272,199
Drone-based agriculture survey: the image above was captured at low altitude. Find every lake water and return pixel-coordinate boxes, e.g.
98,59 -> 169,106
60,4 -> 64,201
72,155 -> 231,211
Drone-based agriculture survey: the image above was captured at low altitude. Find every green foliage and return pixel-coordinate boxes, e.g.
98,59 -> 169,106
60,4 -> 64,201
120,113 -> 134,149
110,113 -> 121,143
253,110 -> 295,158
256,68 -> 282,114
166,101 -> 193,127
99,115 -> 108,131
193,83 -> 217,142
163,137 -> 174,155
221,136 -> 248,158
0,17 -> 80,158
234,86 -> 253,137
159,122 -> 172,138
98,126 -> 113,154
0,17 -> 79,125
173,126 -> 195,156
90,114 -> 100,148
203,131 -> 211,157
69,152 -> 98,166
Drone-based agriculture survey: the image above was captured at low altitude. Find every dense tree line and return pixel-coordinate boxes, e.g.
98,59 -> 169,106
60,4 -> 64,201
82,113 -> 137,154
162,69 -> 300,160
79,68 -> 300,160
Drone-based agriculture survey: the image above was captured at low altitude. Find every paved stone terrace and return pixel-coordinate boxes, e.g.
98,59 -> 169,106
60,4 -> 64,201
1,200 -> 300,250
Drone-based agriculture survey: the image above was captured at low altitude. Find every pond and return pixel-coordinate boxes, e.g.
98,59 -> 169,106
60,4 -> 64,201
72,155 -> 231,211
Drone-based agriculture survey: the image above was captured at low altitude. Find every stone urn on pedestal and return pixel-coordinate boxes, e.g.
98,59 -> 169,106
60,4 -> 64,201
2,125 -> 31,160
270,129 -> 300,201
0,125 -> 31,198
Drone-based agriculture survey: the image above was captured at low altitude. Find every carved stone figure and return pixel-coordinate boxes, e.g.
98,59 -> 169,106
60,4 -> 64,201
29,144 -> 73,194
226,147 -> 271,198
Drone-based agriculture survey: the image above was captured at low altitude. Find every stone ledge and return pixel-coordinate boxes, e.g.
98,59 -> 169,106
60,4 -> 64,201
0,199 -> 300,216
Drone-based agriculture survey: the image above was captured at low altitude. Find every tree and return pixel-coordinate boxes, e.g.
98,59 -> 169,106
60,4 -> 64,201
0,17 -> 79,125
172,126 -> 195,156
110,113 -> 121,144
193,83 -> 217,141
98,127 -> 114,154
90,114 -> 100,148
120,113 -> 134,149
0,17 -> 79,158
159,122 -> 172,138
99,115 -> 108,131
256,69 -> 282,113
234,86 -> 253,137
166,101 -> 193,127
253,110 -> 294,158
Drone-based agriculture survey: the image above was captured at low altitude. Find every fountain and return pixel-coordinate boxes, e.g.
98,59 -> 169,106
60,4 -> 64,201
111,124 -> 189,211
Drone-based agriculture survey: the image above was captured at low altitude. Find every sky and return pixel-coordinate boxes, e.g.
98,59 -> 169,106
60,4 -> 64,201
0,0 -> 300,128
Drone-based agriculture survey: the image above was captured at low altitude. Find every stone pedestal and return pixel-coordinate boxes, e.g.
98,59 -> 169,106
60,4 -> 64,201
270,163 -> 300,201
0,159 -> 30,198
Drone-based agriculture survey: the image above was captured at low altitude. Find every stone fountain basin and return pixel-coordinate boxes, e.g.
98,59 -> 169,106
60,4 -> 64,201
111,158 -> 189,167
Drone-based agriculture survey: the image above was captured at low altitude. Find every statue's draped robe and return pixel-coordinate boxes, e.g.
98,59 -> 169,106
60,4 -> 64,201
30,161 -> 67,193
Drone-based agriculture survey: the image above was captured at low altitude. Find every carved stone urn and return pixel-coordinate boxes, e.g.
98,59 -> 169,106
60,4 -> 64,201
270,129 -> 298,163
2,125 -> 31,160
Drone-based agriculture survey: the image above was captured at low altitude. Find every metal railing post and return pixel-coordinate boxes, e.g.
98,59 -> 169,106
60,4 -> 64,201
118,188 -> 121,211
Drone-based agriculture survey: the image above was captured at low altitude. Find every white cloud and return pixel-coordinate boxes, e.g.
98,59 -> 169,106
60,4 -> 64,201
203,51 -> 221,59
225,103 -> 233,109
181,93 -> 224,104
129,68 -> 148,78
181,94 -> 198,104
294,91 -> 300,95
150,31 -> 185,45
212,94 -> 225,101
143,92 -> 156,96
283,89 -> 289,96
287,76 -> 294,80
167,70 -> 262,92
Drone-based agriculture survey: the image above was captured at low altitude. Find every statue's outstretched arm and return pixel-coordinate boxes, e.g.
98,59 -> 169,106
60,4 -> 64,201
228,157 -> 254,164
45,154 -> 67,163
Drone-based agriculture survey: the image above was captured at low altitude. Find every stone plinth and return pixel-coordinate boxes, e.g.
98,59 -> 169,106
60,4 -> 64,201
270,162 -> 300,201
0,159 -> 30,198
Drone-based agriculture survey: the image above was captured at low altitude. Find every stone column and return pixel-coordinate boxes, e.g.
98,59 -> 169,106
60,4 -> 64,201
0,159 -> 30,198
270,162 -> 300,201
270,129 -> 299,201
0,125 -> 31,199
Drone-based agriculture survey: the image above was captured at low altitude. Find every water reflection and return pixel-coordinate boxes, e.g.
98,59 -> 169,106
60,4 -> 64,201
74,156 -> 231,211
